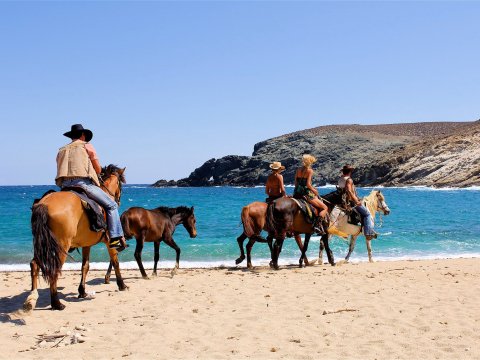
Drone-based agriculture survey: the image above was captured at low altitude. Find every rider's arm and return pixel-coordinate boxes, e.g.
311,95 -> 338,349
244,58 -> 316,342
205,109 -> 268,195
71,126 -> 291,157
306,169 -> 319,196
265,177 -> 271,195
346,178 -> 361,205
85,143 -> 102,174
278,174 -> 286,196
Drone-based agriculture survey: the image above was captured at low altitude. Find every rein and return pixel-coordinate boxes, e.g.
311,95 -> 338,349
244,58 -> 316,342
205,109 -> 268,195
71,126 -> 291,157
99,174 -> 121,205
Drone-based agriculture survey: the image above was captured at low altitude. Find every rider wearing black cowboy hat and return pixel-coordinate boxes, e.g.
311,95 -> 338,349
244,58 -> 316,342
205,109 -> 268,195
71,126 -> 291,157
56,124 -> 127,251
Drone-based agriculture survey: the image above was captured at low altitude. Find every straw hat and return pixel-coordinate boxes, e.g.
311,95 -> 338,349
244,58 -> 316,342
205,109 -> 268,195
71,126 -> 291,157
302,154 -> 316,168
269,161 -> 285,172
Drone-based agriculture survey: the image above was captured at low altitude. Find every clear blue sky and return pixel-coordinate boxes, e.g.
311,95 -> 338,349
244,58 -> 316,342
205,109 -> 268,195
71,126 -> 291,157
1,1 -> 478,185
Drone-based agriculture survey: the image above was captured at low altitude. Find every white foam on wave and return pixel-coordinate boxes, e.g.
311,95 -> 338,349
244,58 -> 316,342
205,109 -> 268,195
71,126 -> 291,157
2,253 -> 479,272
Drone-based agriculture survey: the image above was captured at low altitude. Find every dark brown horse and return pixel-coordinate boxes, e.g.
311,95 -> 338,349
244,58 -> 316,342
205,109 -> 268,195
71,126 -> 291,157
266,197 -> 335,270
23,165 -> 126,311
235,201 -> 317,269
105,206 -> 197,282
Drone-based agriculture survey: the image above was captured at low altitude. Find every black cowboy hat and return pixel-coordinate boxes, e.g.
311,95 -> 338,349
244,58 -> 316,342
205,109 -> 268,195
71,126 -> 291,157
63,124 -> 93,142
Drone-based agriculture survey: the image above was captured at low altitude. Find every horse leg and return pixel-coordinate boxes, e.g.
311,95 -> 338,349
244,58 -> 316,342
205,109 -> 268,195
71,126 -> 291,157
345,235 -> 357,262
134,236 -> 148,279
165,236 -> 181,275
78,247 -> 91,298
107,247 -> 128,291
23,259 -> 40,312
299,234 -> 311,268
267,235 -> 274,268
319,236 -> 325,264
246,237 -> 256,269
366,237 -> 374,263
152,241 -> 160,276
50,251 -> 67,311
105,261 -> 113,284
272,237 -> 285,270
322,234 -> 335,266
235,232 -> 247,265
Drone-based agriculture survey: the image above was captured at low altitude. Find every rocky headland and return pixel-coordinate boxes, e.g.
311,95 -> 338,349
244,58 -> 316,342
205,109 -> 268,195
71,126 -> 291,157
153,121 -> 480,188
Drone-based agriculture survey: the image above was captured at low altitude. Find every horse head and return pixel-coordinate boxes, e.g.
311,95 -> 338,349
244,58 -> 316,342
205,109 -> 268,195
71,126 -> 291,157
182,206 -> 197,238
100,165 -> 126,205
374,190 -> 390,215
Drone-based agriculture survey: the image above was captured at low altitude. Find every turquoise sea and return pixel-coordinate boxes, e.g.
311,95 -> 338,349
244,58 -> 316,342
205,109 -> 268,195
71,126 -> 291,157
0,185 -> 479,271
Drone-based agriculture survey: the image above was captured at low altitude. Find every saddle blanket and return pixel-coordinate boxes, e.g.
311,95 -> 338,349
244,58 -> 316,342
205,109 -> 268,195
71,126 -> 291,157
291,198 -> 316,223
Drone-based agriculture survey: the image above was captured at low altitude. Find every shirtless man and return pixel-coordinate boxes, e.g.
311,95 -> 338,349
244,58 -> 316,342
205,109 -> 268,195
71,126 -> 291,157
265,161 -> 286,203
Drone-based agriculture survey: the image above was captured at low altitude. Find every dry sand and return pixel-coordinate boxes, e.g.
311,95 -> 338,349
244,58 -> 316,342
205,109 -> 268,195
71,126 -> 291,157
1,258 -> 479,359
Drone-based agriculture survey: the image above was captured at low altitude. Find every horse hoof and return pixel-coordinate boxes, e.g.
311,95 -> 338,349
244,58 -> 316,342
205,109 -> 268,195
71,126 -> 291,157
142,276 -> 150,280
247,264 -> 253,270
52,302 -> 66,311
235,257 -> 245,265
104,279 -> 110,284
78,293 -> 87,299
151,272 -> 157,277
119,285 -> 129,291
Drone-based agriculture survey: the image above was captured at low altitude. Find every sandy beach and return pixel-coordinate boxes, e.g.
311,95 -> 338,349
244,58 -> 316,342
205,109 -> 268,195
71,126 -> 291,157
1,258 -> 479,359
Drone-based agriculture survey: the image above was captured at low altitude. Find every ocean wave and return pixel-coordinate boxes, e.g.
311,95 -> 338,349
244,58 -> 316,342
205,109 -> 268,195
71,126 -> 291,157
2,253 -> 479,272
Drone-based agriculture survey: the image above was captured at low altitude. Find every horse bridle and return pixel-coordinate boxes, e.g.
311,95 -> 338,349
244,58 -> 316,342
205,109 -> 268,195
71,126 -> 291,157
99,173 -> 122,206
375,192 -> 390,214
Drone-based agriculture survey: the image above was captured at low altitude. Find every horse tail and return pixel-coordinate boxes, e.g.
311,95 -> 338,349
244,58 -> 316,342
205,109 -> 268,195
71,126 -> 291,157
120,211 -> 133,239
241,206 -> 255,237
31,204 -> 63,285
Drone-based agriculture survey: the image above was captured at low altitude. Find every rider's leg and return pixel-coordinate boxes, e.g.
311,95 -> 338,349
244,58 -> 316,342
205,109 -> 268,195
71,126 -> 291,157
63,178 -> 126,249
310,198 -> 328,218
355,204 -> 377,237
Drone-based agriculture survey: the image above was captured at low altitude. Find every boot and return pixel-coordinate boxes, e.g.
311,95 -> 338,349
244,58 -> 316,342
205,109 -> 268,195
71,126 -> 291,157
109,236 -> 128,252
313,217 -> 326,235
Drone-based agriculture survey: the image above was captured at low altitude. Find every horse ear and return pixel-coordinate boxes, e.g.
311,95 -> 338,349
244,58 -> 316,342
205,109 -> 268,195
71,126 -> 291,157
119,167 -> 126,174
190,206 -> 194,212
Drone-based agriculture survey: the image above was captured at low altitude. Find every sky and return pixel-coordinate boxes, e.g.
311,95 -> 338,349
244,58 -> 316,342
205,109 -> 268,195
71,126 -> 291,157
1,1 -> 479,185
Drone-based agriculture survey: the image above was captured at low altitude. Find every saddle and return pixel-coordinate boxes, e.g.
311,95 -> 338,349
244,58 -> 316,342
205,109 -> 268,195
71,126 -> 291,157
291,198 -> 317,224
61,187 -> 107,232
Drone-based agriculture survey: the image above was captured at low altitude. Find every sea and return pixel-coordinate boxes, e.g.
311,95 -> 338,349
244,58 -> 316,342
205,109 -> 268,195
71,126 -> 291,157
0,185 -> 479,271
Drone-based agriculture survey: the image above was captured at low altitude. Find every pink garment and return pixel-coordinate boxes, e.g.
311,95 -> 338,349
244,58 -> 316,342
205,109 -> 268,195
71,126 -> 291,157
85,143 -> 99,161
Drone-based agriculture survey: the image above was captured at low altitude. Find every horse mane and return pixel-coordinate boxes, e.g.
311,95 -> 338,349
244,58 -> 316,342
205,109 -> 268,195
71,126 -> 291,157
154,206 -> 193,218
100,164 -> 126,184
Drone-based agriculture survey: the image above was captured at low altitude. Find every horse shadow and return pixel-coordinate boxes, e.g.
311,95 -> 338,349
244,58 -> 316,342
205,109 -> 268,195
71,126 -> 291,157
0,288 -> 53,325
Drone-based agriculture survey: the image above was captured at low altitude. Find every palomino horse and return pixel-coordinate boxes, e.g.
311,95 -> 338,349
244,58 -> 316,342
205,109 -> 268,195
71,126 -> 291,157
265,198 -> 335,270
105,206 -> 197,282
23,165 -> 127,311
316,190 -> 391,264
235,201 -> 319,269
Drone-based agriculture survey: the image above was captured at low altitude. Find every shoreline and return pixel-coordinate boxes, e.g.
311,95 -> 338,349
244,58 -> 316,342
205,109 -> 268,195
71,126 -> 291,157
1,258 -> 479,359
2,254 -> 480,272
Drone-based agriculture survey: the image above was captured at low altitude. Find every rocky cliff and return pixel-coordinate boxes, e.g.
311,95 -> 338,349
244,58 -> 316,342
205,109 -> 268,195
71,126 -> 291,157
153,121 -> 479,188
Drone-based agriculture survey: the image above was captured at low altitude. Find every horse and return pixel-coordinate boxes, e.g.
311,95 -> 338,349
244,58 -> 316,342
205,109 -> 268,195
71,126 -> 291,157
23,165 -> 127,311
265,198 -> 336,270
316,190 -> 391,264
235,201 -> 319,269
105,206 -> 197,282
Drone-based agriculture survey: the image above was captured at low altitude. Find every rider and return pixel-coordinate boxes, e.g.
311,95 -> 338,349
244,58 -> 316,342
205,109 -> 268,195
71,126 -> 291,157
265,161 -> 286,203
55,124 -> 127,251
292,154 -> 328,234
338,164 -> 377,238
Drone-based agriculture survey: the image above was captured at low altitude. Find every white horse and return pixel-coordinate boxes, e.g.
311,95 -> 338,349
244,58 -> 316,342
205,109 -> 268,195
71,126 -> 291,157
320,190 -> 391,264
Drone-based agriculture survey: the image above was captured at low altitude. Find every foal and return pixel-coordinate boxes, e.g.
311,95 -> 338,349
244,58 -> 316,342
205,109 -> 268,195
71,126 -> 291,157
105,206 -> 197,282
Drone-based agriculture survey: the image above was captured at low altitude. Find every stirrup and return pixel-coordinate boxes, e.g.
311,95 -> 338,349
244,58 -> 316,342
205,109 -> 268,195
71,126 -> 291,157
109,237 -> 128,252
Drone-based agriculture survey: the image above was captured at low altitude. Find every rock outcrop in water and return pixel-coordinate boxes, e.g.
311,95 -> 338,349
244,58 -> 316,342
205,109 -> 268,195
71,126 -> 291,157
153,121 -> 479,188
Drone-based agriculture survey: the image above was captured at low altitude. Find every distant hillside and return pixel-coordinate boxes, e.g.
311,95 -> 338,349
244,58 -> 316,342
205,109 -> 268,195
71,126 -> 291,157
153,121 -> 479,188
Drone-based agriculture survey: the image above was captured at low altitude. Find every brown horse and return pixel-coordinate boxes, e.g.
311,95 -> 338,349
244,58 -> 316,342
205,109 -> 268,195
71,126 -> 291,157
105,206 -> 197,282
23,165 -> 127,312
266,197 -> 335,270
235,201 -> 325,269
